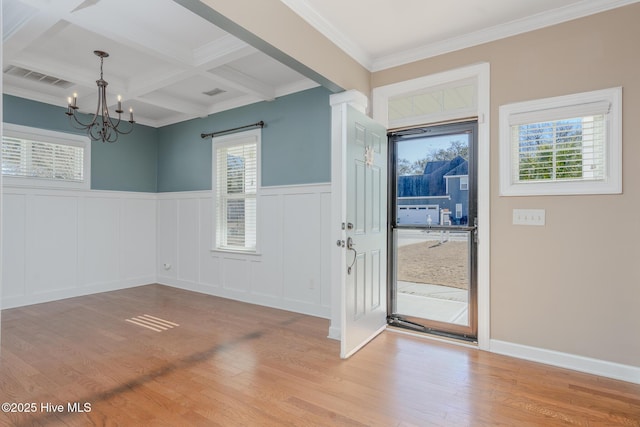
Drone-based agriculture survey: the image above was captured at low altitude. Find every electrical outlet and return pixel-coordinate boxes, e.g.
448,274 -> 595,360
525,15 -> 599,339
513,209 -> 545,226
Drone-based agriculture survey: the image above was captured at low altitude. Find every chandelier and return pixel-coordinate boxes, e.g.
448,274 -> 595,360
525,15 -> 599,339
66,50 -> 134,143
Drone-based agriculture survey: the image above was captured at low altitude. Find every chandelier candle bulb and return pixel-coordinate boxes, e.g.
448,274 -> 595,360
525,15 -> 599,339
117,95 -> 122,112
73,93 -> 77,107
129,108 -> 134,123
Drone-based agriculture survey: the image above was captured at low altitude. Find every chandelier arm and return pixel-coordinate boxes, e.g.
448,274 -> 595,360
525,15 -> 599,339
103,128 -> 119,143
116,122 -> 134,135
87,122 -> 104,141
110,114 -> 135,134
67,108 -> 99,129
68,112 -> 97,132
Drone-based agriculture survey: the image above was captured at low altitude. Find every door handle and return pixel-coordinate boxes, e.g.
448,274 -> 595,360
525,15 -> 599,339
346,237 -> 355,249
346,237 -> 357,274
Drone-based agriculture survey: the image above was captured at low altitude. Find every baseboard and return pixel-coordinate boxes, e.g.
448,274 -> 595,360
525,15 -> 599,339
327,325 -> 340,341
1,277 -> 155,309
157,277 -> 331,320
490,339 -> 640,385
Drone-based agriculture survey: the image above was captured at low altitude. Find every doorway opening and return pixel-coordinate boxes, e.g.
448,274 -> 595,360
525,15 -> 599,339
388,121 -> 478,340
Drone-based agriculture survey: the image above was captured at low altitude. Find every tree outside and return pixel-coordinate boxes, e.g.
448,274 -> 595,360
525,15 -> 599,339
398,140 -> 468,176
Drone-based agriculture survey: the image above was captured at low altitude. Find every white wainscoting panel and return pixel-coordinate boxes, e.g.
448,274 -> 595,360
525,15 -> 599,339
1,187 -> 157,308
157,184 -> 332,318
80,196 -> 120,287
198,196 -> 220,288
157,198 -> 178,280
282,193 -> 322,305
177,198 -> 199,284
253,194 -> 284,298
26,195 -> 78,295
222,256 -> 251,294
2,193 -> 26,299
120,197 -> 157,282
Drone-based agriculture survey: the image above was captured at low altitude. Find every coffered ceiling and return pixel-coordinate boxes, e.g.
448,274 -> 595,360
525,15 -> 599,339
2,0 -> 318,127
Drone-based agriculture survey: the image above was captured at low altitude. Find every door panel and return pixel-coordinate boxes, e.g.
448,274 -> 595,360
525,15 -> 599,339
395,228 -> 472,326
389,121 -> 478,339
341,105 -> 388,358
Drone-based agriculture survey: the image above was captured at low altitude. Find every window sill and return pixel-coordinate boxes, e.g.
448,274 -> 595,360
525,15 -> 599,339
210,248 -> 262,257
2,177 -> 90,191
500,179 -> 621,196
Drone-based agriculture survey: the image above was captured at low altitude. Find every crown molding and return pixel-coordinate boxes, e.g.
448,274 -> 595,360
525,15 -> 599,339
279,0 -> 373,69
372,0 -> 640,71
281,0 -> 640,72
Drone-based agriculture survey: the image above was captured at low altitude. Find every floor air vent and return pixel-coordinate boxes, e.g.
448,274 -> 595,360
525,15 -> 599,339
125,314 -> 179,332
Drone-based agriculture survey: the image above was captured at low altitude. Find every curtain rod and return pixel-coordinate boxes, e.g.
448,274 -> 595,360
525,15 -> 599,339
201,121 -> 264,139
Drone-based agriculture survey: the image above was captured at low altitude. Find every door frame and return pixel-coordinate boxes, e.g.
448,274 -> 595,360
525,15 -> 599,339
372,63 -> 491,350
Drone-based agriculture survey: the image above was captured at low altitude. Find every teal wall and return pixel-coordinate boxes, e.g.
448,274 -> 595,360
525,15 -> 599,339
3,86 -> 332,193
2,94 -> 158,192
157,86 -> 331,191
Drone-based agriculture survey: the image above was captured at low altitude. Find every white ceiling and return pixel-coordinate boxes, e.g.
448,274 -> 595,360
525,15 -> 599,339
1,0 -> 319,128
3,0 -> 637,128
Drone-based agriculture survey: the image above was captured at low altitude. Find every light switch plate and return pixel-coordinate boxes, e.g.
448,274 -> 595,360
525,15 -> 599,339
513,209 -> 545,226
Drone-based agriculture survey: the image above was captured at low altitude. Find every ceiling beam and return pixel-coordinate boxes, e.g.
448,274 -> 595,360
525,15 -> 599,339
205,65 -> 275,101
136,92 -> 209,117
172,0 -> 353,93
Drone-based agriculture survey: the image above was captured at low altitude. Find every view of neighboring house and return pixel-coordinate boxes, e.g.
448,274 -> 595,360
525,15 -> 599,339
397,155 -> 469,226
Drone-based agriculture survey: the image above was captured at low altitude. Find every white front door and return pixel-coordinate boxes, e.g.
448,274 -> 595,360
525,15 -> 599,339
331,91 -> 388,359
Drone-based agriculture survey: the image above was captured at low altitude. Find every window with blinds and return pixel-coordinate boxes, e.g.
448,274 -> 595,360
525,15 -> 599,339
213,129 -> 260,252
499,87 -> 622,196
512,115 -> 606,183
2,123 -> 90,189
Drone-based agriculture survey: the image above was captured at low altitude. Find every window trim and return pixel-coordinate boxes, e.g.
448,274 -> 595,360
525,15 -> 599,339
499,87 -> 622,196
2,123 -> 91,190
211,128 -> 261,255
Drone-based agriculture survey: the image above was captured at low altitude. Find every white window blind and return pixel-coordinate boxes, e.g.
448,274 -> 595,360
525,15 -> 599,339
2,136 -> 84,181
2,123 -> 90,189
511,114 -> 606,183
214,132 -> 259,252
499,87 -> 621,196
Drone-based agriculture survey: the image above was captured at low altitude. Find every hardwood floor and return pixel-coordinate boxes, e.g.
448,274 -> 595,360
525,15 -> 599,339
0,284 -> 638,426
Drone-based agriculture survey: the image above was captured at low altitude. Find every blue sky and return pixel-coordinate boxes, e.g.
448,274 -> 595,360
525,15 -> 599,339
397,134 -> 468,162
